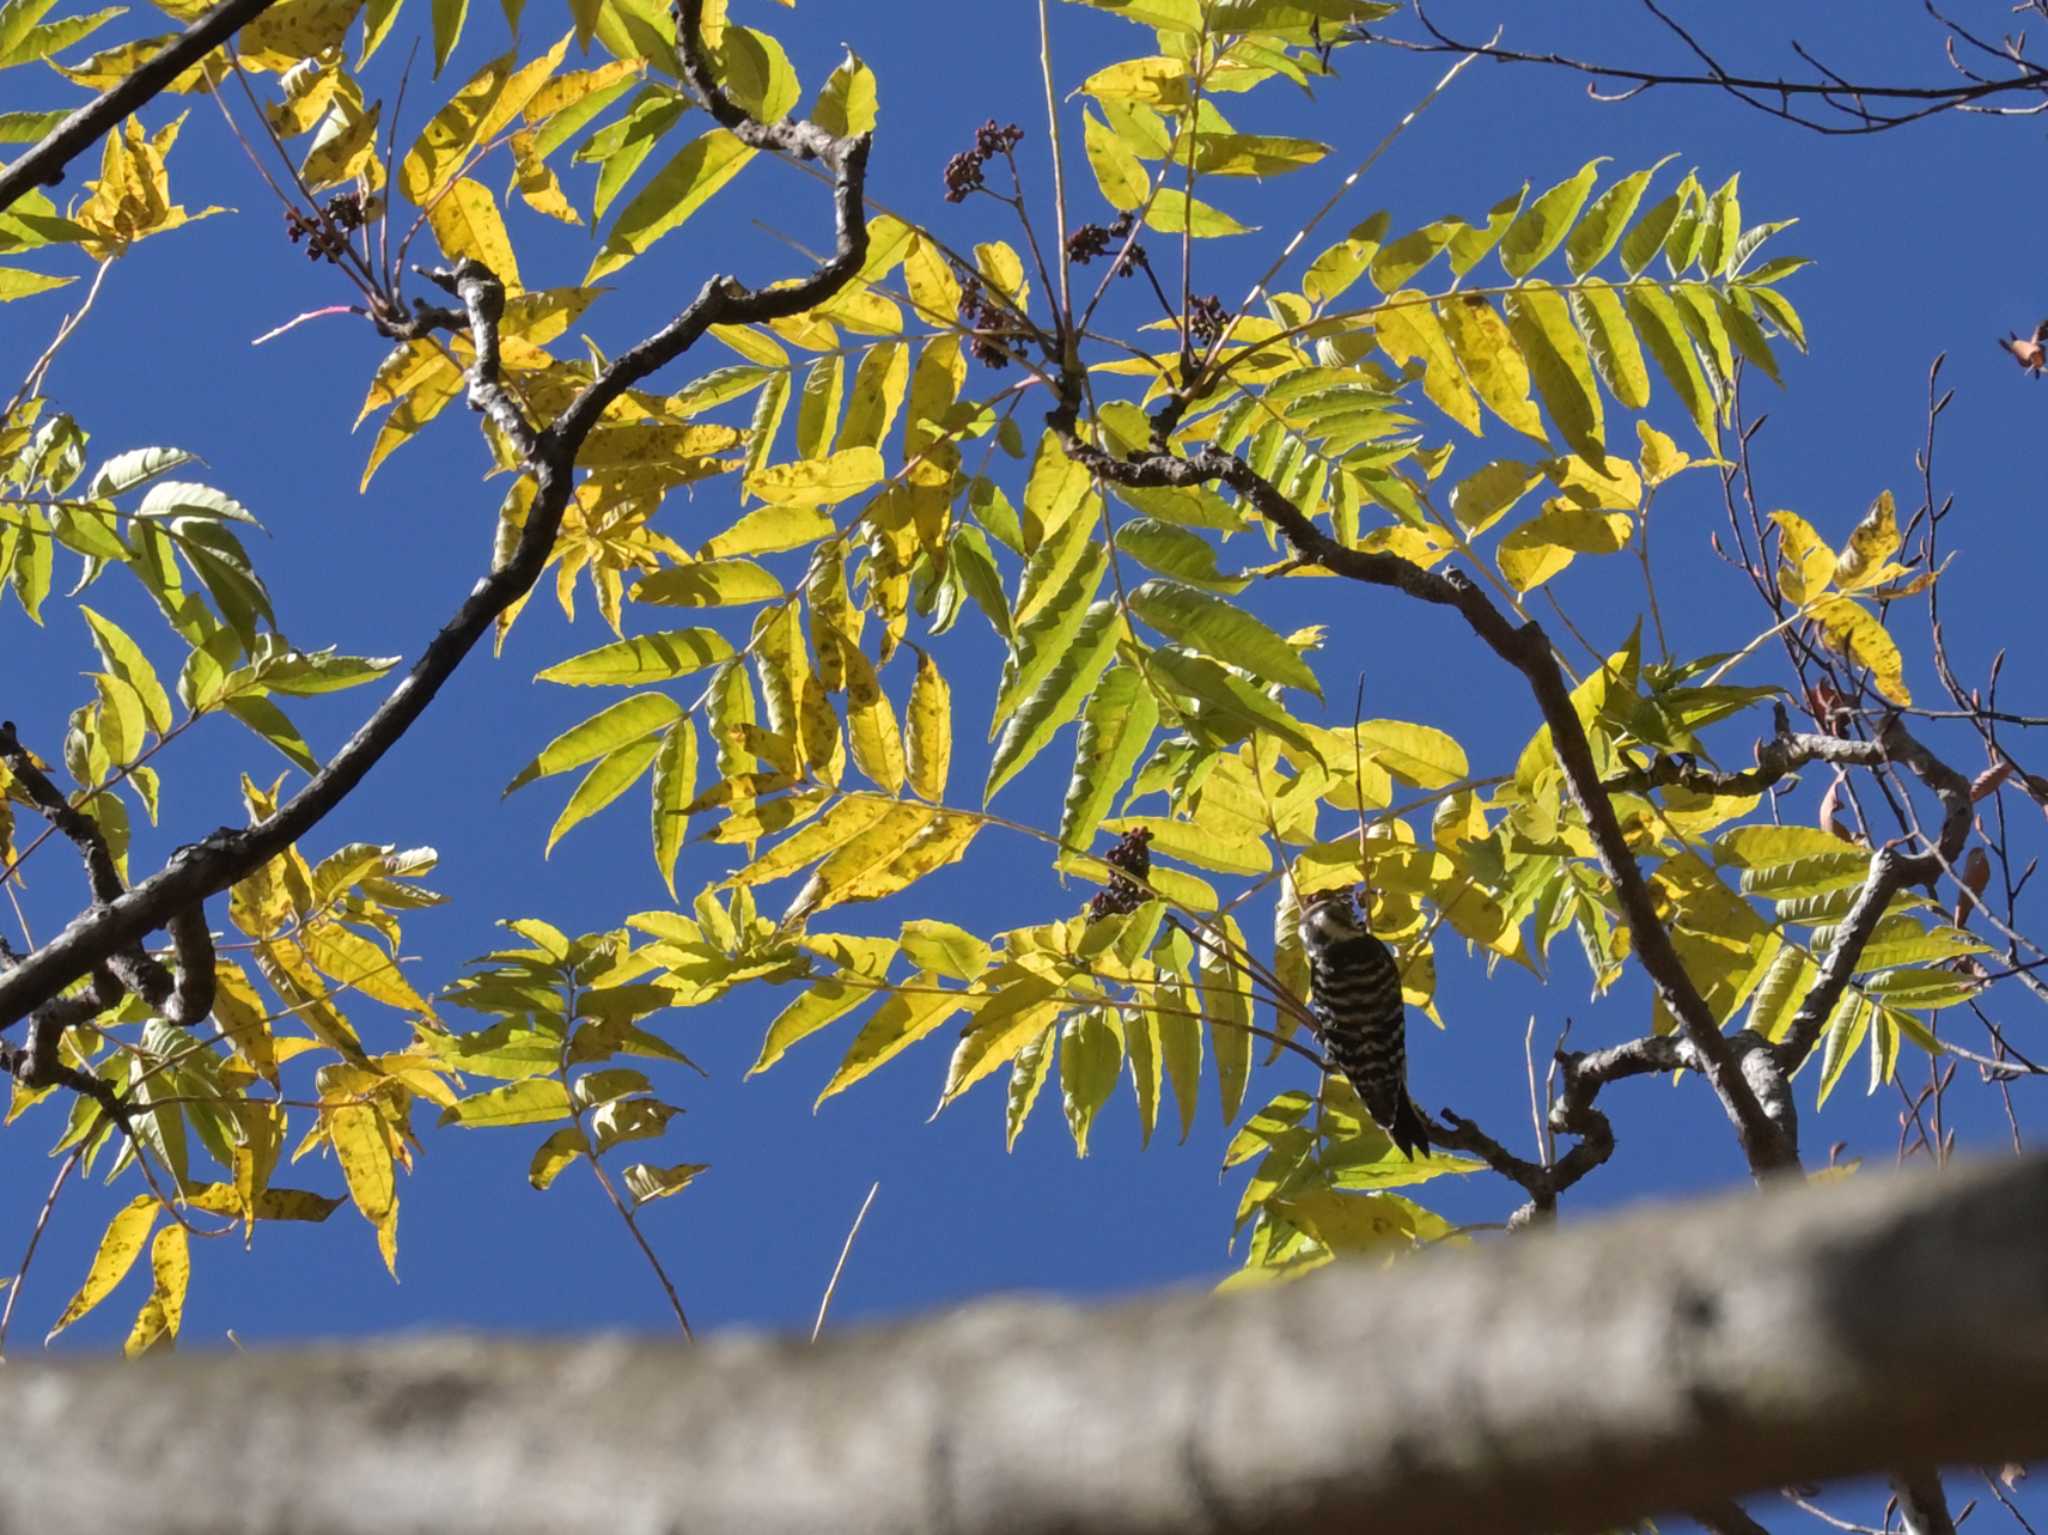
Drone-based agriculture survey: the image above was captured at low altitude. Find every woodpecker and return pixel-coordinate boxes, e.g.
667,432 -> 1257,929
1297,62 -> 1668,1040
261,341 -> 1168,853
1297,885 -> 1431,1160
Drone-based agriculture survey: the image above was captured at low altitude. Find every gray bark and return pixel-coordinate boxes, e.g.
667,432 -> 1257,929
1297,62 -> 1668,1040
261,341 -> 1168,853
1,1155 -> 2042,1535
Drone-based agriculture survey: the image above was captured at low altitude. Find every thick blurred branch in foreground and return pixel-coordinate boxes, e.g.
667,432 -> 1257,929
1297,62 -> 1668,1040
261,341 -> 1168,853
5,1157 -> 2045,1535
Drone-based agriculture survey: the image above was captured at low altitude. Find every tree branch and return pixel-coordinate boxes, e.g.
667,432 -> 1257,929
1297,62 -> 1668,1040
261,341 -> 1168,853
1772,715 -> 1974,1072
0,0 -> 284,214
1046,391 -> 1796,1177
2,1155 -> 2044,1535
1359,2 -> 2048,136
0,0 -> 871,1050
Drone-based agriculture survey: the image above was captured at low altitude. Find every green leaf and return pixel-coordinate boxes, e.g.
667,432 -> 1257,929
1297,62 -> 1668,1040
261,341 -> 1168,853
1503,282 -> 1604,466
816,979 -> 968,1107
1057,662 -> 1160,855
1570,281 -> 1650,412
224,695 -> 316,773
1148,648 -> 1322,761
1565,157 -> 1672,276
632,559 -> 783,607
1114,518 -> 1246,594
993,539 -> 1108,722
1500,157 -> 1602,278
1060,1009 -> 1123,1156
79,606 -> 171,733
505,693 -> 681,793
1005,1023 -> 1057,1149
1127,579 -> 1319,696
1625,283 -> 1715,447
545,735 -> 663,855
1083,108 -> 1147,210
899,921 -> 990,980
536,629 -> 736,685
987,600 -> 1122,803
813,49 -> 878,136
650,718 -> 697,897
586,129 -> 756,282
440,1078 -> 573,1127
528,1126 -> 588,1189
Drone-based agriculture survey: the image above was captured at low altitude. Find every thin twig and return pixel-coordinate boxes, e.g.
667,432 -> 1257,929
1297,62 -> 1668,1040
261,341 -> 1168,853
0,1146 -> 81,1359
811,1181 -> 880,1342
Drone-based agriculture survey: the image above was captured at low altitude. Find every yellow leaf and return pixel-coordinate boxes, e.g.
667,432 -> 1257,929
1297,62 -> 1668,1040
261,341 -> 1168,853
1770,510 -> 1835,606
1374,293 -> 1479,434
402,51 -> 519,206
586,129 -> 756,282
1083,108 -> 1147,211
702,504 -> 835,559
902,235 -> 961,326
123,1225 -> 189,1357
302,921 -> 432,1015
838,632 -> 905,795
239,0 -> 362,71
426,179 -> 521,291
528,1126 -> 588,1189
1079,55 -> 1189,105
1833,490 -> 1902,592
830,813 -> 978,909
745,446 -> 885,508
719,794 -> 879,887
329,1104 -> 395,1224
1636,420 -> 1690,485
816,978 -> 968,1105
48,1195 -> 156,1341
1810,597 -> 1911,705
1503,282 -> 1605,465
941,971 -> 1062,1103
783,802 -> 936,920
1440,294 -> 1545,442
905,645 -> 951,802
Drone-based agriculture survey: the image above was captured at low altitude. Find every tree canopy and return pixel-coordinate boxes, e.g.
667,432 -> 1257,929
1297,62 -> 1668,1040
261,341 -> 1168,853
2,1 -> 2044,1529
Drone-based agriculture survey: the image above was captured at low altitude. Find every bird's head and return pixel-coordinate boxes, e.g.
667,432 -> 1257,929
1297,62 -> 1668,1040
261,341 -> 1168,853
1298,885 -> 1368,947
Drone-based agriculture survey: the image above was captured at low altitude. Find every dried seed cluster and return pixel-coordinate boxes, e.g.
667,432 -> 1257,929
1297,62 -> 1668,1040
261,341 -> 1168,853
1088,826 -> 1154,921
943,120 -> 1026,203
1065,211 -> 1145,277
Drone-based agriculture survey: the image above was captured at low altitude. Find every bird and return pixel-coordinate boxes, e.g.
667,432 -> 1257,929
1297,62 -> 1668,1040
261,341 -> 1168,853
1297,885 -> 1431,1160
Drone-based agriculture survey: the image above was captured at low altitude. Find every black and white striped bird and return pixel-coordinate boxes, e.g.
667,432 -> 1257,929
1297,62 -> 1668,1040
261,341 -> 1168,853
1297,885 -> 1430,1160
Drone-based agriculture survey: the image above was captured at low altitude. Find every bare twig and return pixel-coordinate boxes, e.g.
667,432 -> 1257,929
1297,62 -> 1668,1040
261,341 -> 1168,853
812,1181 -> 880,1343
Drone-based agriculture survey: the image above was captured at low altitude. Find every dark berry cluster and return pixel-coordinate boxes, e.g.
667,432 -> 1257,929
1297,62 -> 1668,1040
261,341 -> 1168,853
1186,293 -> 1230,346
942,119 -> 1026,203
282,193 -> 370,264
1065,211 -> 1146,277
1088,826 -> 1153,921
326,189 -> 371,232
956,273 -> 1023,370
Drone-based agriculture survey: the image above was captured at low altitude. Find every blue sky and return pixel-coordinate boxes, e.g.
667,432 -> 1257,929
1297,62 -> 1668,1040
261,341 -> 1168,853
3,11 -> 2043,1493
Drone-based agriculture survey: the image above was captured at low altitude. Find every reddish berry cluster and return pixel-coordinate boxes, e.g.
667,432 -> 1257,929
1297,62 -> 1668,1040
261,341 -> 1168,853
942,120 -> 1026,202
1065,211 -> 1145,277
1088,827 -> 1154,920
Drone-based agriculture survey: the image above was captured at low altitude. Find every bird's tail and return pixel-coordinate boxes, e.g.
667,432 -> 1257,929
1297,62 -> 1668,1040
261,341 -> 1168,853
1388,1089 -> 1432,1161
